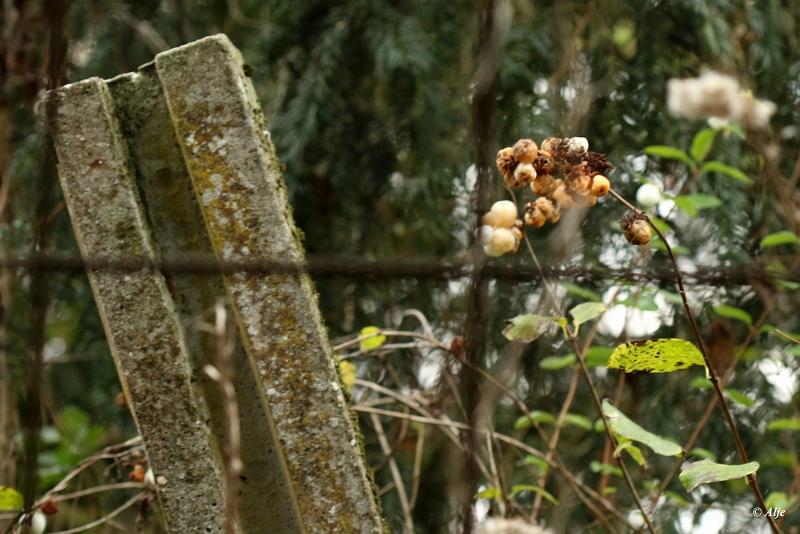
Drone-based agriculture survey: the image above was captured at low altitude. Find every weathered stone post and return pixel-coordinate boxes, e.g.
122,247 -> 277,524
48,34 -> 383,533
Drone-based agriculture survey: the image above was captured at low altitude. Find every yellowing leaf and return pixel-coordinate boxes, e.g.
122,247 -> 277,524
608,338 -> 705,373
359,326 -> 386,351
338,360 -> 357,391
0,486 -> 23,511
679,460 -> 759,491
602,401 -> 682,456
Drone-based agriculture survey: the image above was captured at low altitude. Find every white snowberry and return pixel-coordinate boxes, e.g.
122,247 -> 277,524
488,200 -> 518,228
636,183 -> 662,208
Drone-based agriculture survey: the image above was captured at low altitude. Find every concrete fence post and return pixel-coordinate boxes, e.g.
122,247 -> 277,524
48,34 -> 383,533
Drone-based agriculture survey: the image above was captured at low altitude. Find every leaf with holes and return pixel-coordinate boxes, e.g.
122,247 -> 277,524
603,400 -> 682,456
679,460 -> 759,491
608,338 -> 705,373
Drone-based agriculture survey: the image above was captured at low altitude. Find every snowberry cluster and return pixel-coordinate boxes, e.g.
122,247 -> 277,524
496,137 -> 613,231
478,200 -> 524,257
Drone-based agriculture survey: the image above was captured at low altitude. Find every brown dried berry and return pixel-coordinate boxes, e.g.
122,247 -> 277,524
566,173 -> 591,195
510,162 -> 536,188
512,138 -> 539,164
540,137 -> 564,154
621,213 -> 651,245
449,336 -> 464,355
533,150 -> 557,176
533,197 -> 556,220
523,203 -> 546,228
129,464 -> 146,482
41,499 -> 58,516
590,175 -> 611,196
115,391 -> 127,408
495,147 -> 517,179
530,174 -> 557,196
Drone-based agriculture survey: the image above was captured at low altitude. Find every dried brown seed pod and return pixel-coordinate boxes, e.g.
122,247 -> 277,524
540,137 -> 564,154
510,162 -> 536,188
533,150 -> 557,176
530,173 -> 557,196
566,173 -> 591,195
533,196 -> 556,219
590,175 -> 611,196
621,213 -> 651,245
512,138 -> 539,164
523,203 -> 547,228
495,147 -> 517,179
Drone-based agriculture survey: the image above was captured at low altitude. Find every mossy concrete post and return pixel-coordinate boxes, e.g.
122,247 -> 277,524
48,34 -> 383,533
47,79 -> 229,533
155,35 -> 383,533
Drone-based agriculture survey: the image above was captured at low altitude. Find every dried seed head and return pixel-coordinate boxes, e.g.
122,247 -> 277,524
512,138 -> 539,164
533,197 -> 556,219
566,173 -> 591,195
495,147 -> 517,179
574,192 -> 597,207
621,214 -> 651,245
511,162 -> 537,188
530,173 -> 557,196
510,226 -> 523,242
590,175 -> 611,196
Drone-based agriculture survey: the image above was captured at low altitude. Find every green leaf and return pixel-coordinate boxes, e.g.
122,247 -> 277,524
602,401 -> 682,456
563,414 -> 593,431
503,314 -> 561,343
539,354 -> 576,371
760,231 -> 800,248
585,346 -> 614,368
476,486 -> 500,500
767,418 -> 800,431
725,388 -> 754,407
509,484 -> 559,504
765,492 -> 797,511
700,161 -> 753,185
616,294 -> 658,311
673,194 -> 722,217
689,448 -> 717,461
658,290 -> 684,306
679,460 -> 759,491
590,461 -> 622,477
690,376 -> 712,390
608,338 -> 705,373
690,128 -> 717,162
560,282 -> 601,302
712,304 -> 752,326
0,486 -> 23,511
359,326 -> 386,351
665,490 -> 689,505
644,145 -> 694,167
614,440 -> 646,466
522,455 -> 549,476
569,302 -> 607,330
514,410 -> 555,430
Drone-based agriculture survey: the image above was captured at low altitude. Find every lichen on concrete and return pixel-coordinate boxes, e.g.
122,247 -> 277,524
156,35 -> 384,533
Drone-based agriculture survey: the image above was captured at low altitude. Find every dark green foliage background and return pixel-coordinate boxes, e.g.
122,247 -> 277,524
2,1 -> 800,532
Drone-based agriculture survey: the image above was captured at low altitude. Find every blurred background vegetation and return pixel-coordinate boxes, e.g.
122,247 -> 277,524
1,0 -> 800,532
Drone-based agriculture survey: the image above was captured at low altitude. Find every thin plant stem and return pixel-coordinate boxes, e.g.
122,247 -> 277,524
608,188 -> 779,533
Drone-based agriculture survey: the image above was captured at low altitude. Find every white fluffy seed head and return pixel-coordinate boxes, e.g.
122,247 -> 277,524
478,225 -> 495,246
489,200 -> 518,228
567,137 -> 589,154
636,183 -> 662,208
